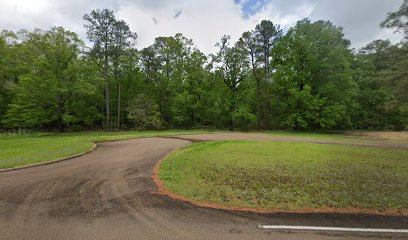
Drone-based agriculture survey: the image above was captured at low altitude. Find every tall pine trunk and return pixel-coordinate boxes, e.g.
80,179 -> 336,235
256,77 -> 261,129
250,51 -> 261,130
266,82 -> 271,128
57,106 -> 63,133
117,78 -> 121,130
264,53 -> 271,129
229,93 -> 235,131
105,54 -> 110,132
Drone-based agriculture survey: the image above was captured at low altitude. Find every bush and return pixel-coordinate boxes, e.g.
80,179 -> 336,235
232,105 -> 256,130
127,94 -> 164,130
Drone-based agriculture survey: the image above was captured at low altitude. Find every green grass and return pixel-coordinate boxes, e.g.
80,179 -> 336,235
261,130 -> 368,142
0,130 -> 214,169
160,141 -> 408,211
263,130 -> 408,145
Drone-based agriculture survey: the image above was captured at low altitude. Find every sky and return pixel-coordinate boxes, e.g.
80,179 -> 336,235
0,0 -> 404,54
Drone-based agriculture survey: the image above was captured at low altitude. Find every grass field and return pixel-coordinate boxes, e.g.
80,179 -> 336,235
263,130 -> 408,143
0,130 -> 213,169
160,141 -> 408,212
1,130 -> 406,170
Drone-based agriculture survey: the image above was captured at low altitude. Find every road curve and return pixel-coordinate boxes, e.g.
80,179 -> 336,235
0,133 -> 407,240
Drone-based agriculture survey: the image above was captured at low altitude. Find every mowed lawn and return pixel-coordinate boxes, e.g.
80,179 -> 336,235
0,130 -> 377,170
160,141 -> 408,212
0,130 -> 213,169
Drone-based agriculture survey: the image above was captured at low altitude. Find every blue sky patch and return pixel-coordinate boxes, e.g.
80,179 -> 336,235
234,0 -> 271,17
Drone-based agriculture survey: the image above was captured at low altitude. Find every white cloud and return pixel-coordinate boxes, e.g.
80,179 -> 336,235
303,0 -> 404,50
0,0 -> 404,54
118,0 -> 314,53
119,0 -> 245,53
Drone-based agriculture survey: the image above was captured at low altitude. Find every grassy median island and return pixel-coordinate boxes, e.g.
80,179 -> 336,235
0,130 -> 213,169
159,141 -> 408,212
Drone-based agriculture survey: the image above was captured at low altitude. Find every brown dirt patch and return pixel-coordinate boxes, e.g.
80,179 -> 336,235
349,131 -> 408,141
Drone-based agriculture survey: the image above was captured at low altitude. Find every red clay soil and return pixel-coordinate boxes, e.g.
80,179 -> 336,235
152,144 -> 408,217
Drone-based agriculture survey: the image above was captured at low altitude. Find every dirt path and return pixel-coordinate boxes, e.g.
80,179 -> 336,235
0,134 -> 407,240
167,132 -> 408,149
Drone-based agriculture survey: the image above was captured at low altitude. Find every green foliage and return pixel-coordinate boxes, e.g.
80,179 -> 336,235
0,31 -> 20,127
253,20 -> 282,128
0,4 -> 407,131
83,9 -> 138,131
213,35 -> 250,130
0,35 -> 8,124
272,19 -> 357,129
127,94 -> 164,130
2,27 -> 101,131
381,0 -> 408,38
354,39 -> 408,130
232,105 -> 256,130
281,86 -> 325,129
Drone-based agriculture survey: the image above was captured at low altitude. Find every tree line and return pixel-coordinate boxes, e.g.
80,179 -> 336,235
0,2 -> 407,132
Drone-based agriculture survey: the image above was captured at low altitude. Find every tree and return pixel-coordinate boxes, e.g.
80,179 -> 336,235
184,50 -> 208,126
380,1 -> 408,129
139,33 -> 211,128
83,9 -> 116,131
1,11 -> 406,132
3,27 -> 99,131
0,33 -> 10,125
381,0 -> 408,38
127,94 -> 164,130
255,20 -> 282,127
116,47 -> 142,128
359,40 -> 408,130
381,44 -> 408,129
0,30 -> 31,127
112,20 -> 137,129
272,19 -> 357,129
214,35 -> 249,131
240,30 -> 262,129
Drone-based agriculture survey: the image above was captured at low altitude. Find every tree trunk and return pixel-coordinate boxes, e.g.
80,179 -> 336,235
264,78 -> 269,128
57,104 -> 64,133
229,93 -> 235,131
250,51 -> 261,130
105,54 -> 110,132
117,78 -> 121,130
266,83 -> 271,129
254,73 -> 261,130
57,114 -> 63,133
264,53 -> 271,129
191,109 -> 195,127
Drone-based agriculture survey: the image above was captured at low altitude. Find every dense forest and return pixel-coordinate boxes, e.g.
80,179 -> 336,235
0,1 -> 407,132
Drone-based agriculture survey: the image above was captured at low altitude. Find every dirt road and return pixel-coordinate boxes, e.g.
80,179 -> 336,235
1,133 -> 407,240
